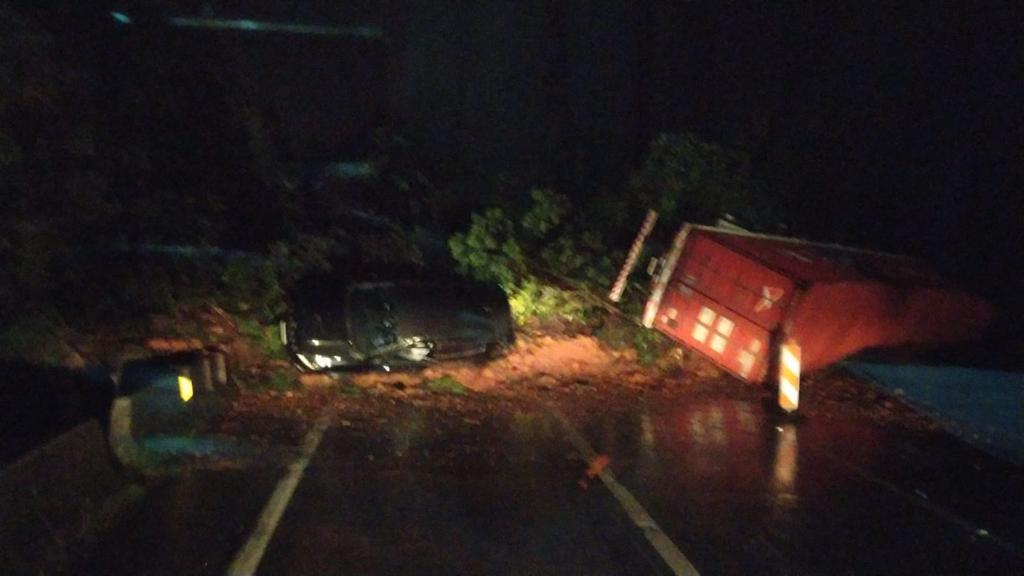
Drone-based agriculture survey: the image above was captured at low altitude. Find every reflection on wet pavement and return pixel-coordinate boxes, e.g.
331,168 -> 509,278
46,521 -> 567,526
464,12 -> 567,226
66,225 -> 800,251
772,423 -> 798,505
256,405 -> 663,576
77,385 -> 1024,576
567,394 -> 1024,575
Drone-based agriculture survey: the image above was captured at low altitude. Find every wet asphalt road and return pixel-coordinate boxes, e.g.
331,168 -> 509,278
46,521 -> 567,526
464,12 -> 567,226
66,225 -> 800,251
80,392 -> 1024,575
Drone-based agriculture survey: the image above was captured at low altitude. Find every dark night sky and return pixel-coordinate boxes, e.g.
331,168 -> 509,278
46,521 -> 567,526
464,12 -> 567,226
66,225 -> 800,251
13,1 -> 1024,302
385,3 -> 1020,226
383,2 -> 1021,292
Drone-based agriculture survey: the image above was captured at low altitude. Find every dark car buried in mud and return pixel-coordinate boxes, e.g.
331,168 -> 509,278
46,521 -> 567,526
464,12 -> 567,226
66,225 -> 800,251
282,278 -> 515,371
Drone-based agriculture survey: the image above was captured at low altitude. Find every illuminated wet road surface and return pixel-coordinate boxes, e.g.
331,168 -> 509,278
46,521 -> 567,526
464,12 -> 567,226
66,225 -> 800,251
80,393 -> 1024,575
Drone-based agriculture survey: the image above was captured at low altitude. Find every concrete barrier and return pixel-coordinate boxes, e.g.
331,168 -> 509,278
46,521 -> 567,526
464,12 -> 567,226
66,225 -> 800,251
0,420 -> 143,575
109,396 -> 148,470
0,349 -> 234,573
109,349 -> 236,471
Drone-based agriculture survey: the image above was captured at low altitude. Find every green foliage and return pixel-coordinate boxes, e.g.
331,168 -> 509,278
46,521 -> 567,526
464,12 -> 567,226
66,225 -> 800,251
594,319 -> 673,366
449,207 -> 525,287
521,188 -> 569,238
539,229 -> 616,289
0,11 -> 774,373
236,366 -> 296,392
448,188 -> 573,288
449,189 -> 596,326
218,260 -> 284,321
593,320 -> 632,350
424,375 -> 468,395
507,277 -> 585,325
237,316 -> 287,360
449,187 -> 617,327
631,327 -> 671,366
631,132 -> 767,226
263,371 -> 296,392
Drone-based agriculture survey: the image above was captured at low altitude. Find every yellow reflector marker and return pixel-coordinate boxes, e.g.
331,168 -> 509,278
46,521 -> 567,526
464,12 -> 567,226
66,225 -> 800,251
178,375 -> 194,403
778,341 -> 801,413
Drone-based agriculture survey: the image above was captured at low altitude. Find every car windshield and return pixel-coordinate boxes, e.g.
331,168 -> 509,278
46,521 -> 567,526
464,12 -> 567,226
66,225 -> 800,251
291,280 -> 350,340
348,284 -> 397,352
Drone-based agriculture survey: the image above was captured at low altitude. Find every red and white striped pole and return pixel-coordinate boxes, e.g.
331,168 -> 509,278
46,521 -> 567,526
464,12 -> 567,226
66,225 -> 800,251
609,210 -> 658,303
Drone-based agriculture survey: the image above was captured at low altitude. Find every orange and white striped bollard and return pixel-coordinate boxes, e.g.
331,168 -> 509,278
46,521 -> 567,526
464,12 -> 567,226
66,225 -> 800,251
778,341 -> 801,413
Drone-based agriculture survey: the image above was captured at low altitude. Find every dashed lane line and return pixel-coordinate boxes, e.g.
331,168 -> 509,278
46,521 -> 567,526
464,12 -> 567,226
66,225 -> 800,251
225,412 -> 332,576
550,406 -> 701,576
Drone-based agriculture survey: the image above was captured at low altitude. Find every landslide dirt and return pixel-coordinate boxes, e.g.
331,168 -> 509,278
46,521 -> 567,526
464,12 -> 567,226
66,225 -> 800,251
216,331 -> 939,453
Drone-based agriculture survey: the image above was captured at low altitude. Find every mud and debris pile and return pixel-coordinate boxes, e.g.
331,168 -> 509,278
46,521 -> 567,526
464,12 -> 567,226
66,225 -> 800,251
214,328 -> 944,453
298,332 -> 723,394
213,330 -> 750,446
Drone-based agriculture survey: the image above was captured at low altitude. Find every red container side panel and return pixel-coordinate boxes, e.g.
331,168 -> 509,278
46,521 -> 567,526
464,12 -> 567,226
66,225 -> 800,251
672,234 -> 797,331
655,285 -> 772,382
712,234 -> 855,283
712,233 -> 944,286
789,282 -> 995,372
647,225 -> 996,382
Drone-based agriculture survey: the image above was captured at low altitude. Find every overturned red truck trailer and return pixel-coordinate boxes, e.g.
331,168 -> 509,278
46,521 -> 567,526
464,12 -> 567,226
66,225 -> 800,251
643,224 -> 994,383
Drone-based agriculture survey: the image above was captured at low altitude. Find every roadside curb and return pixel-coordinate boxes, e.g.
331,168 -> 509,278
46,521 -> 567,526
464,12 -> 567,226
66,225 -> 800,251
109,396 -> 151,472
0,420 -> 145,575
1,348 -> 236,574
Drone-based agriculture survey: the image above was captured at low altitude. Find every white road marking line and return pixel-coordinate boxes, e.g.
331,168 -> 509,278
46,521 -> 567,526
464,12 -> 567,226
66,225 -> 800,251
226,413 -> 332,576
550,407 -> 701,576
